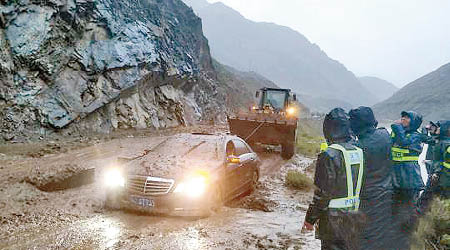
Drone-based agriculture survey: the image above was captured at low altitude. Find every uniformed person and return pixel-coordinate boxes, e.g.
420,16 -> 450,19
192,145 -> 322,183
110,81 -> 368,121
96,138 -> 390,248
417,120 -> 450,213
349,107 -> 394,249
390,111 -> 424,248
303,108 -> 365,250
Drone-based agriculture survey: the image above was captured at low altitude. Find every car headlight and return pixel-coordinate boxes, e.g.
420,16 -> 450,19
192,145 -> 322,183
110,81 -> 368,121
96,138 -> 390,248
174,173 -> 208,198
287,107 -> 296,116
104,168 -> 125,188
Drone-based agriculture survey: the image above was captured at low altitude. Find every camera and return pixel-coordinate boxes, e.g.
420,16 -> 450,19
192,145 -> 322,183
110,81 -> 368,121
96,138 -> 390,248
425,121 -> 440,136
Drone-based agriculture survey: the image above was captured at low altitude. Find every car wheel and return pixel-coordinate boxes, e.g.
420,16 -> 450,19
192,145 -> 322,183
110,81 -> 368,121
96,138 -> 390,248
250,169 -> 259,192
201,186 -> 224,217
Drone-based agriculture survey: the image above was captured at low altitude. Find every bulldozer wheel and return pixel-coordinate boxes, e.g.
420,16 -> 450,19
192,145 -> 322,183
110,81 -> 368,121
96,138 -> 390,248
281,143 -> 295,159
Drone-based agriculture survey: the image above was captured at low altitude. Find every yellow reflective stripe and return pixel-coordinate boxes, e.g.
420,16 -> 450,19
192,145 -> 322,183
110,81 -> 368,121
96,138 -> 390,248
392,147 -> 410,154
392,146 -> 419,162
443,162 -> 450,169
445,147 -> 450,168
328,144 -> 364,210
392,156 -> 419,162
353,147 -> 364,211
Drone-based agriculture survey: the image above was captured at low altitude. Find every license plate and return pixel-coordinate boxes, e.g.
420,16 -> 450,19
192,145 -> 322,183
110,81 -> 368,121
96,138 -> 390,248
130,196 -> 154,207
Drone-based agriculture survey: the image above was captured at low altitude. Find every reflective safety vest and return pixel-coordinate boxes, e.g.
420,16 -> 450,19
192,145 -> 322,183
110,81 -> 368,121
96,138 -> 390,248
320,142 -> 328,152
327,144 -> 364,211
391,132 -> 420,162
391,147 -> 420,162
444,146 -> 450,169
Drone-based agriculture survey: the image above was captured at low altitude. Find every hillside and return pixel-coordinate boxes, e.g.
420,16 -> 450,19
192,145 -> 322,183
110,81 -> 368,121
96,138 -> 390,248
0,0 -> 227,141
213,60 -> 310,116
358,76 -> 398,103
183,0 -> 377,110
373,63 -> 450,121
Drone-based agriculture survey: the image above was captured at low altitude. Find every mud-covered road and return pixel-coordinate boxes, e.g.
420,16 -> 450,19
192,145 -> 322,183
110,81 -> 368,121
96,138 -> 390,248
0,128 -> 320,249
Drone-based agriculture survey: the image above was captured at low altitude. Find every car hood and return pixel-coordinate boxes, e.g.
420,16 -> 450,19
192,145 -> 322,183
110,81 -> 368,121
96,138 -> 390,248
121,134 -> 225,181
125,157 -> 223,180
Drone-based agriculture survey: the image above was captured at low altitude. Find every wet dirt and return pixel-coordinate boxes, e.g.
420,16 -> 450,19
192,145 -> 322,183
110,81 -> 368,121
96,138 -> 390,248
0,127 -> 320,249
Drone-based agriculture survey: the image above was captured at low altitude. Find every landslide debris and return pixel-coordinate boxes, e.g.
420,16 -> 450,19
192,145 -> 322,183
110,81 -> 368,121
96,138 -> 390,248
25,163 -> 95,192
227,182 -> 278,212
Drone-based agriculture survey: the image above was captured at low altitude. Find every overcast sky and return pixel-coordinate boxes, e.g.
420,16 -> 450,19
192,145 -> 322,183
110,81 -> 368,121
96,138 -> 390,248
207,0 -> 450,87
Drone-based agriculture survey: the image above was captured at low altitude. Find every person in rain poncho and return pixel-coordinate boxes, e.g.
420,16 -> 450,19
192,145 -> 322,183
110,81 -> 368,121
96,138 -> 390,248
303,108 -> 365,250
417,120 -> 450,214
390,111 -> 424,248
349,107 -> 394,249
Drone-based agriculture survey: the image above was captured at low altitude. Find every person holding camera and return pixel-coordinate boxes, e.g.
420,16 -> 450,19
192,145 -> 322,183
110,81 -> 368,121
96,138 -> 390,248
390,111 -> 424,248
417,120 -> 450,214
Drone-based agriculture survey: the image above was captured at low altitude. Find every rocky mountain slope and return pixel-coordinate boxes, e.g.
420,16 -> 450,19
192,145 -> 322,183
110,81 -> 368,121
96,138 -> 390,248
214,60 -> 311,116
358,76 -> 398,103
373,63 -> 450,121
0,0 -> 230,141
183,0 -> 377,110
214,60 -> 276,110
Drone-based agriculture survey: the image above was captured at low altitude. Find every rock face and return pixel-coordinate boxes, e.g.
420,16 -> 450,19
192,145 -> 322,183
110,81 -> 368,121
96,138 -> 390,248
183,0 -> 378,111
0,0 -> 226,141
373,63 -> 450,121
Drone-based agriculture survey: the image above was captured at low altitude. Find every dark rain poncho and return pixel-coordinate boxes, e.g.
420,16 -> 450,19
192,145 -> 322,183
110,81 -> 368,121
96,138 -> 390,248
349,107 -> 394,250
432,121 -> 450,194
390,111 -> 424,249
391,111 -> 424,190
305,108 -> 364,250
418,120 -> 450,214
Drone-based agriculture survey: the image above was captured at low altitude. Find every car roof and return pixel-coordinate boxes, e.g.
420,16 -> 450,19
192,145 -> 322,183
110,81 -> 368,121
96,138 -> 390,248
129,133 -> 237,166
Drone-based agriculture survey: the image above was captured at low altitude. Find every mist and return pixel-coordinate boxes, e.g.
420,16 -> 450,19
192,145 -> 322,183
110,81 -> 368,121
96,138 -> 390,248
207,0 -> 450,87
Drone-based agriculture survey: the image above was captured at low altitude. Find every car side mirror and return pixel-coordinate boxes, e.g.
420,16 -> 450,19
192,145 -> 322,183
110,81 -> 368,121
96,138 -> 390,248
255,91 -> 260,98
227,156 -> 241,164
293,94 -> 297,101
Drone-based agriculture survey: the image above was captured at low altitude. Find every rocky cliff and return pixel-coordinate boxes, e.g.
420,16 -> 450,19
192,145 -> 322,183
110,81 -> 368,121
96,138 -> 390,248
0,0 -> 227,141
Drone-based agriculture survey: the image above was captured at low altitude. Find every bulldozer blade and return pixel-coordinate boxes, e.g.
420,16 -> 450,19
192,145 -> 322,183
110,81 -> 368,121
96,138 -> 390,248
228,116 -> 297,146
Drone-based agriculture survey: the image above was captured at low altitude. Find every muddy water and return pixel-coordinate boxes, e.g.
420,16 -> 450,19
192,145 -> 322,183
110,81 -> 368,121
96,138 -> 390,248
0,135 -> 320,250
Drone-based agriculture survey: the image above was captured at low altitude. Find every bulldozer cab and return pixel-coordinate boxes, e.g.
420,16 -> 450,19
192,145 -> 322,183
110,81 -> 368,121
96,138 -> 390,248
255,88 -> 296,112
228,87 -> 299,159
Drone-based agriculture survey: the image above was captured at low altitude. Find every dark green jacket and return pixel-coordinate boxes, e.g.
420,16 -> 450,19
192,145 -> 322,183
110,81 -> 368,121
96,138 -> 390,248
432,121 -> 450,190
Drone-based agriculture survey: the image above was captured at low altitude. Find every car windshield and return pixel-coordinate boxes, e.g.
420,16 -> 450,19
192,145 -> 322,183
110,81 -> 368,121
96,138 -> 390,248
262,90 -> 286,110
133,134 -> 226,170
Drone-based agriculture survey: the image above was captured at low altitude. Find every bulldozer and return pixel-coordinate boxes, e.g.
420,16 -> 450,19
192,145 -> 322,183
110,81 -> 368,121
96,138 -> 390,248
228,88 -> 299,159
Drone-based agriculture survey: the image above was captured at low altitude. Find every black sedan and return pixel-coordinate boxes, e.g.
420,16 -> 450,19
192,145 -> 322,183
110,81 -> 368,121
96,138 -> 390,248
102,133 -> 260,216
